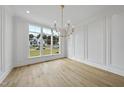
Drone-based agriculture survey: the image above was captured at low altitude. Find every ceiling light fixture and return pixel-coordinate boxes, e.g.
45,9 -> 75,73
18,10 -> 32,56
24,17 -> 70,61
52,5 -> 75,38
26,10 -> 30,14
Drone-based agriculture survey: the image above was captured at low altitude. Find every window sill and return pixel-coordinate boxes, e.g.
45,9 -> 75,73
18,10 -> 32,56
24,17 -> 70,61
28,53 -> 61,59
28,55 -> 41,59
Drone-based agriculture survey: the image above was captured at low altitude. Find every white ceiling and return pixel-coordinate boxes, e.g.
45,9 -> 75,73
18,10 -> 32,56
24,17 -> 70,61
9,5 -> 111,26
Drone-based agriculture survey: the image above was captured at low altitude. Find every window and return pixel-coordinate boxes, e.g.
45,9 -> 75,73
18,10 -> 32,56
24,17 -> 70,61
52,30 -> 60,54
28,24 -> 61,58
29,25 -> 41,57
42,28 -> 52,55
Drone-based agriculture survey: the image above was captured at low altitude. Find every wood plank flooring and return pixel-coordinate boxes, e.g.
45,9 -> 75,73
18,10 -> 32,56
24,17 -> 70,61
1,58 -> 124,87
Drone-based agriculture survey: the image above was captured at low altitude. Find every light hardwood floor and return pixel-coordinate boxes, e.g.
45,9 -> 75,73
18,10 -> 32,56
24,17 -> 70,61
1,58 -> 124,87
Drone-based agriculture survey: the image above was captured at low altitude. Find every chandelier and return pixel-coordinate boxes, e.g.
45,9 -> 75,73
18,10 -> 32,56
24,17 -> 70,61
52,5 -> 75,37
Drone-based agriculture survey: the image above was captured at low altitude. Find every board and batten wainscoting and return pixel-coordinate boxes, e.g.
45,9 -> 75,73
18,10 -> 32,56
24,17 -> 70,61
67,11 -> 124,77
0,6 -> 13,84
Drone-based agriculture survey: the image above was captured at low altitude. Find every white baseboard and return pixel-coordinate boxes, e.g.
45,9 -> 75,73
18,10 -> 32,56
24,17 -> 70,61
14,55 -> 65,67
0,68 -> 13,84
68,57 -> 124,77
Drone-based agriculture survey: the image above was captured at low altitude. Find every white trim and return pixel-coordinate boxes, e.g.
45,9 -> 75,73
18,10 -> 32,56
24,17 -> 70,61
106,16 -> 112,66
0,7 -> 2,74
28,25 -> 61,58
15,55 -> 65,67
86,17 -> 106,65
102,16 -> 106,65
0,6 -> 14,84
28,24 -> 42,58
69,57 -> 124,77
67,14 -> 124,77
0,67 -> 12,84
1,7 -> 5,73
28,53 -> 61,59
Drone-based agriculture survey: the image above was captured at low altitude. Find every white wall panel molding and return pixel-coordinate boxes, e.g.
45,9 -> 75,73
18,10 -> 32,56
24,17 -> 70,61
67,33 -> 75,59
1,7 -> 5,73
0,6 -> 14,84
102,17 -> 106,65
0,6 -> 6,81
77,59 -> 124,77
0,7 -> 2,75
0,7 -> 5,75
86,17 -> 106,65
109,13 -> 124,70
74,26 -> 85,61
67,16 -> 107,65
105,16 -> 112,66
83,25 -> 87,61
67,14 -> 124,76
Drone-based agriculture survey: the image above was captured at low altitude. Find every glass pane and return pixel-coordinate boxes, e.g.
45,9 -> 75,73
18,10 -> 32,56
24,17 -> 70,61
42,28 -> 52,55
29,25 -> 41,57
52,30 -> 60,54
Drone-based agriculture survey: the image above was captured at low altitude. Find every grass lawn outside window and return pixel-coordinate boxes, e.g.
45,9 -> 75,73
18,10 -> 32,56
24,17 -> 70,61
29,47 -> 59,57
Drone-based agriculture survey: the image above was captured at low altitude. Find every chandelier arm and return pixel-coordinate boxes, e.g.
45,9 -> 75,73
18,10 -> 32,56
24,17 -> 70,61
52,5 -> 75,39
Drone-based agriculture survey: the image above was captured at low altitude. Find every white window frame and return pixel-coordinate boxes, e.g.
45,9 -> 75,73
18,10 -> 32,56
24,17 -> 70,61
28,24 -> 61,58
42,27 -> 52,56
28,24 -> 42,58
51,29 -> 61,55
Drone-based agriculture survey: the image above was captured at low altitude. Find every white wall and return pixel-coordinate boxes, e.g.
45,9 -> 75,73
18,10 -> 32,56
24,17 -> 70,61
0,6 -> 14,83
87,18 -> 106,65
0,7 -> 2,76
4,7 -> 14,71
111,14 -> 124,69
13,16 -> 66,67
67,6 -> 124,76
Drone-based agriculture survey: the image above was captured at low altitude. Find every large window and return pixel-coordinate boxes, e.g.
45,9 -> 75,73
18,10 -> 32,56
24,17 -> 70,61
29,25 -> 41,57
52,30 -> 60,54
42,28 -> 52,55
29,24 -> 60,58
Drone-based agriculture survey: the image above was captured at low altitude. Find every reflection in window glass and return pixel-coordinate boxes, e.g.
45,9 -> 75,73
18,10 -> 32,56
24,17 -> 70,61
42,28 -> 52,55
29,25 -> 41,57
52,30 -> 60,54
